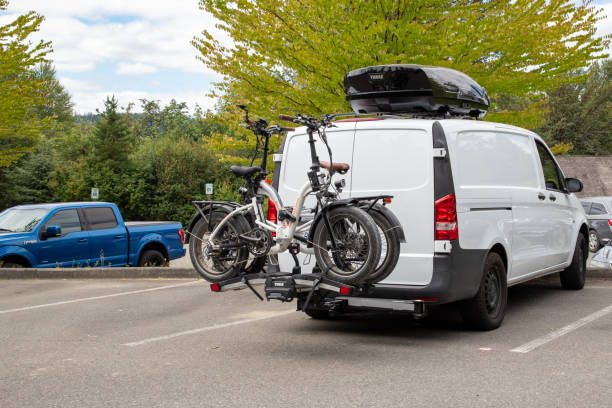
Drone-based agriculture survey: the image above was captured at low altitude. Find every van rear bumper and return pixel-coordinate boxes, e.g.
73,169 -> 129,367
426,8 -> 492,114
368,246 -> 488,304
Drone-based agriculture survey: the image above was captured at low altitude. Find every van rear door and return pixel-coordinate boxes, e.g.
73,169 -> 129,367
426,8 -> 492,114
352,120 -> 434,285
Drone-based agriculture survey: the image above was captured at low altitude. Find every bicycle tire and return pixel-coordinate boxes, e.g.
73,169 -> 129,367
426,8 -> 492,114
189,212 -> 250,282
364,211 -> 401,284
312,206 -> 381,284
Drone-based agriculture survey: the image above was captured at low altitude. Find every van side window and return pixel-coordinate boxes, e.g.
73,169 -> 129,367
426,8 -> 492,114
590,203 -> 608,215
535,141 -> 565,192
456,131 -> 538,188
43,209 -> 82,235
83,207 -> 118,230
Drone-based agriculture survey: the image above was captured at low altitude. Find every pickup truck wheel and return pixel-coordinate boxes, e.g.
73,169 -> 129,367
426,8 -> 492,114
460,252 -> 507,331
560,234 -> 587,290
138,250 -> 168,267
0,262 -> 24,268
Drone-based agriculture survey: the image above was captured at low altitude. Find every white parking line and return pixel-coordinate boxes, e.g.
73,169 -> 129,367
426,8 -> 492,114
0,281 -> 201,315
123,310 -> 295,346
510,303 -> 612,353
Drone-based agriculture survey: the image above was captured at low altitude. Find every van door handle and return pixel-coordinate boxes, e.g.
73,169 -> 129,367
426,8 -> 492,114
538,193 -> 546,201
549,194 -> 556,202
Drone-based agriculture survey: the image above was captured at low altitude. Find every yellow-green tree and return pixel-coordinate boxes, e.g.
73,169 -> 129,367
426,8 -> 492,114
0,0 -> 52,167
194,0 -> 609,126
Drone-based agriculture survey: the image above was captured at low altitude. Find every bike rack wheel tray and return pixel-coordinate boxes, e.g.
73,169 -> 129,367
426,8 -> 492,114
209,272 -> 427,316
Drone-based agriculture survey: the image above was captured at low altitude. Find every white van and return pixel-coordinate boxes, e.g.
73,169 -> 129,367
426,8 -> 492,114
272,116 -> 588,329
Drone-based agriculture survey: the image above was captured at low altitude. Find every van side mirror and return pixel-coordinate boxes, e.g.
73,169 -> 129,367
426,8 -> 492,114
565,178 -> 583,193
44,225 -> 62,238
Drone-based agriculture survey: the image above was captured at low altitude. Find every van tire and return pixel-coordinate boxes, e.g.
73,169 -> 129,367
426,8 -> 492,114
460,252 -> 507,331
364,211 -> 401,284
560,234 -> 586,290
138,250 -> 168,267
312,206 -> 381,285
304,308 -> 331,319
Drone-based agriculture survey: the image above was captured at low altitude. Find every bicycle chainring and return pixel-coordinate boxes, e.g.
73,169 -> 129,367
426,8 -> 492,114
244,227 -> 272,257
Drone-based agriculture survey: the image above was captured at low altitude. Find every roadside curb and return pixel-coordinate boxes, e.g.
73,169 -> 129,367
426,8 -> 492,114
0,267 -> 199,279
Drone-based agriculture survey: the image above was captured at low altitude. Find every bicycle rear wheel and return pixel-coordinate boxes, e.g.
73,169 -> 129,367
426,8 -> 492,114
364,211 -> 401,284
312,206 -> 381,284
189,212 -> 249,282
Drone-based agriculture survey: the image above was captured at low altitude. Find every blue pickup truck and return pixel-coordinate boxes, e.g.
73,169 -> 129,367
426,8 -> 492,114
0,202 -> 185,268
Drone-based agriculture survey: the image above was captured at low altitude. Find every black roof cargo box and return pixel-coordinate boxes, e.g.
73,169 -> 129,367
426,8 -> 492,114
344,65 -> 489,117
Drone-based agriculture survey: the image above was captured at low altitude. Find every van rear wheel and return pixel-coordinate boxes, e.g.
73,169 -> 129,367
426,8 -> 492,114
460,252 -> 507,331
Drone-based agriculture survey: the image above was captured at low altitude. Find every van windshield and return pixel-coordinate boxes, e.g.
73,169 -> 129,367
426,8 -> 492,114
0,209 -> 49,233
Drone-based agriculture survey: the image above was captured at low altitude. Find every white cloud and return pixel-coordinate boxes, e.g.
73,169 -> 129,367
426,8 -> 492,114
596,4 -> 612,41
116,62 -> 158,75
1,1 -> 230,74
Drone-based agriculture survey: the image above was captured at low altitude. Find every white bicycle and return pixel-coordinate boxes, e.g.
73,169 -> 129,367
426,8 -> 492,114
189,109 -> 400,284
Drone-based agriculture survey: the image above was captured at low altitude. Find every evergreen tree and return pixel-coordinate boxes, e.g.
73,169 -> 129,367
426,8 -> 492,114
90,96 -> 133,169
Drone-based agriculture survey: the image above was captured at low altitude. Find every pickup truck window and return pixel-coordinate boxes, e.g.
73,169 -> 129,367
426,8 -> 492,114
0,209 -> 49,233
44,209 -> 82,235
83,207 -> 118,230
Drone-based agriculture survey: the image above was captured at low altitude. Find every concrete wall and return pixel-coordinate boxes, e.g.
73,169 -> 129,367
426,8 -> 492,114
556,156 -> 612,198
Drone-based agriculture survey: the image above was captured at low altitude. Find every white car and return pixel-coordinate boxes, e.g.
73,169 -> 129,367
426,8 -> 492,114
273,116 -> 588,330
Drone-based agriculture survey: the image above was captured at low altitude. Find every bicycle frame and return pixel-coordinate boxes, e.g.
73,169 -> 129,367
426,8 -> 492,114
206,178 -> 315,256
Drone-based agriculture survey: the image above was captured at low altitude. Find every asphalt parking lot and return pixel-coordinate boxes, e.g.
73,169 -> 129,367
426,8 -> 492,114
1,274 -> 611,408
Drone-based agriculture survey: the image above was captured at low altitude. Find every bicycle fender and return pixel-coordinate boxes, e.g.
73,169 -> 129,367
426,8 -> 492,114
360,203 -> 406,243
185,202 -> 242,244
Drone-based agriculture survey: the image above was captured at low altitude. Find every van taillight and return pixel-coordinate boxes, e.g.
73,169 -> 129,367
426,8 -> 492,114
267,199 -> 277,224
435,194 -> 458,240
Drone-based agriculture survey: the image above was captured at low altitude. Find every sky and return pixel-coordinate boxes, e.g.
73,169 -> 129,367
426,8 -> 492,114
1,0 -> 611,114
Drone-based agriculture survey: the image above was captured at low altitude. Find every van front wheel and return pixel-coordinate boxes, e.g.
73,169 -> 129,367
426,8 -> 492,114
460,252 -> 507,331
560,234 -> 586,290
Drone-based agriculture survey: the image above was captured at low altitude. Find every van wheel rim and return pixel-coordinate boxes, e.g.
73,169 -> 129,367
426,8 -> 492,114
484,266 -> 501,315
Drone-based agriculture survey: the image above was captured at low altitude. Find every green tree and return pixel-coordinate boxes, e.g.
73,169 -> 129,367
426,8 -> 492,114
90,96 -> 133,168
194,0 -> 608,125
539,60 -> 612,155
31,63 -> 74,130
0,1 -> 52,167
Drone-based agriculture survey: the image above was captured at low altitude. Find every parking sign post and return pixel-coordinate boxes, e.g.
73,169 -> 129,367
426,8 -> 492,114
91,188 -> 99,201
205,183 -> 213,200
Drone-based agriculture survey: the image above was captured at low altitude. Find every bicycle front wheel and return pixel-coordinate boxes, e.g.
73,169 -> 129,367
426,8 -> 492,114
312,206 -> 381,284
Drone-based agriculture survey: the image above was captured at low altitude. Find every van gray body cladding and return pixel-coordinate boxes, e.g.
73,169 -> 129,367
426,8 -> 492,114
426,121 -> 488,303
185,202 -> 243,244
359,202 -> 406,243
367,244 -> 487,303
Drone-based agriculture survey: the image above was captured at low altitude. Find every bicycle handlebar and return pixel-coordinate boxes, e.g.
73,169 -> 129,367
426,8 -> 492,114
278,114 -> 294,122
